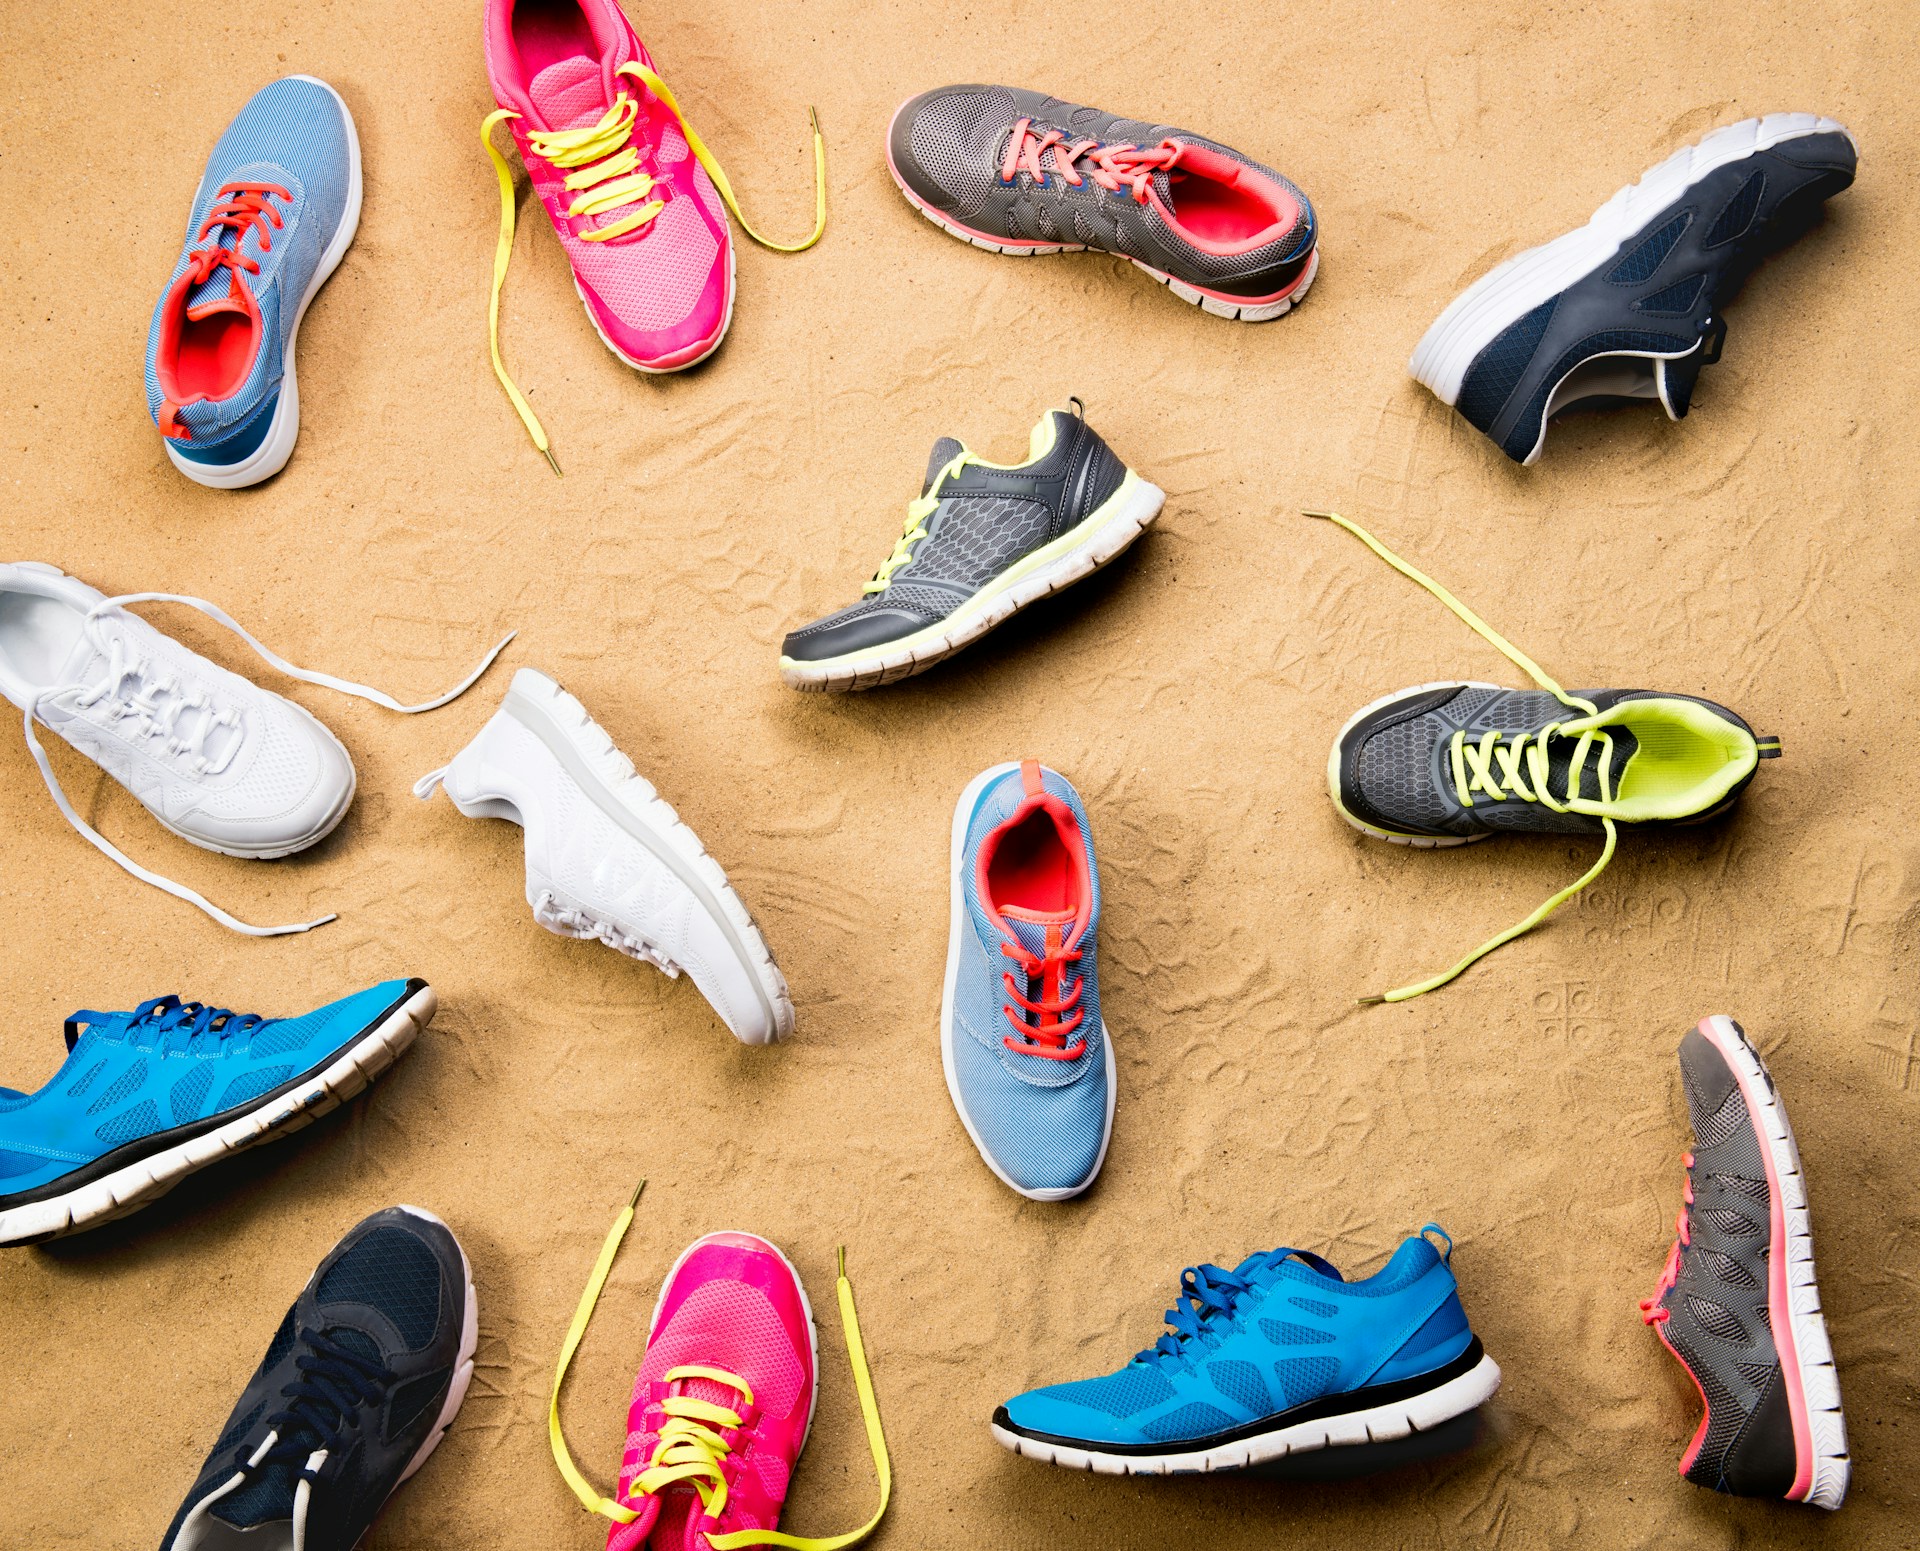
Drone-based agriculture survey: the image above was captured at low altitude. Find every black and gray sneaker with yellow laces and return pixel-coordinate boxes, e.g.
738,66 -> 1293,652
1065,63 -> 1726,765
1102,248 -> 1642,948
157,1206 -> 477,1551
1310,509 -> 1780,1003
779,403 -> 1164,691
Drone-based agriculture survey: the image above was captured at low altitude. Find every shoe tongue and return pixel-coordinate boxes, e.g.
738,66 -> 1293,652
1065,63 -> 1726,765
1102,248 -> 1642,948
999,911 -> 1069,957
528,54 -> 614,132
923,436 -> 965,494
1544,725 -> 1638,803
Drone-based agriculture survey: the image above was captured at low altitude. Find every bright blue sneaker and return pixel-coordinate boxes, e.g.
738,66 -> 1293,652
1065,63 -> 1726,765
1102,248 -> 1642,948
145,76 -> 362,488
992,1226 -> 1502,1472
942,759 -> 1110,1201
0,978 -> 432,1246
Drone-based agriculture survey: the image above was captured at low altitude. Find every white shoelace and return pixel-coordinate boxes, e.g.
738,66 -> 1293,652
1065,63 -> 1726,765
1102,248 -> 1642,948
23,590 -> 513,937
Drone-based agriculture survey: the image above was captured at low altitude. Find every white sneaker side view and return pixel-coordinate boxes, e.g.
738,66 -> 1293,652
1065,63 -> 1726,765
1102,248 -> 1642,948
0,562 -> 512,936
415,668 -> 796,1045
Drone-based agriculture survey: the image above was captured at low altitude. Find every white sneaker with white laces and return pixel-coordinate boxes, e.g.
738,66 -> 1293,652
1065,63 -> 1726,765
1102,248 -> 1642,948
0,562 -> 511,936
415,668 -> 796,1045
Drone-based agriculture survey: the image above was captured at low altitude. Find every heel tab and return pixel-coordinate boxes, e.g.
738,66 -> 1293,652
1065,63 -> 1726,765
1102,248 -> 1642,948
1418,1223 -> 1454,1265
412,766 -> 449,801
1755,734 -> 1782,759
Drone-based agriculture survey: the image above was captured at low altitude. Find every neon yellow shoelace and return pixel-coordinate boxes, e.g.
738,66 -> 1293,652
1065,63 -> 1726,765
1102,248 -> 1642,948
1306,510 -> 1620,1004
483,63 -> 828,474
862,448 -> 971,594
549,1181 -> 892,1551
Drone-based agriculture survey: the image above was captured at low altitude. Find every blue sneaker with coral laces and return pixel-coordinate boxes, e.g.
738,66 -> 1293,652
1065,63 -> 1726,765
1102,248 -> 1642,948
0,978 -> 434,1246
992,1225 -> 1502,1472
942,758 -> 1111,1201
145,76 -> 362,488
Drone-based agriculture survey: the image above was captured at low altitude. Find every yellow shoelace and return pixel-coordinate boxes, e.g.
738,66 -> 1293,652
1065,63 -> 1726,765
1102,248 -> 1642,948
549,1181 -> 892,1551
1307,510 -> 1619,1004
483,64 -> 828,474
862,448 -> 971,594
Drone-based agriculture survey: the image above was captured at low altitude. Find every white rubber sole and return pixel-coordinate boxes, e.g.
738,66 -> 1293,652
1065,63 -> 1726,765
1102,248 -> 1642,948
939,762 -> 1115,1203
1695,1016 -> 1850,1509
495,672 -> 796,1044
0,982 -> 434,1246
892,165 -> 1318,323
992,1351 -> 1502,1474
165,75 -> 365,491
1409,113 -> 1853,406
781,472 -> 1166,692
392,1203 -> 481,1487
1325,681 -> 1501,847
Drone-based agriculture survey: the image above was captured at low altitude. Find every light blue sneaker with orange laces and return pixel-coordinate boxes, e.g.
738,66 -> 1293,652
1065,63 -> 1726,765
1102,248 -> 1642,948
145,75 -> 361,488
992,1226 -> 1502,1473
942,759 -> 1110,1201
0,978 -> 433,1245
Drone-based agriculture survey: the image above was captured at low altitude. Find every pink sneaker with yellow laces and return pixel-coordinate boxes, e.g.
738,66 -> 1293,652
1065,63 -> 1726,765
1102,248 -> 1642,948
551,1188 -> 890,1551
481,0 -> 825,472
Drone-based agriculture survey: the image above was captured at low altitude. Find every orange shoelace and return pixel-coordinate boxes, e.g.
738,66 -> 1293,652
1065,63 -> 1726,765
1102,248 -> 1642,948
997,117 -> 1184,202
999,931 -> 1086,1060
183,181 -> 290,287
1638,1150 -> 1695,1326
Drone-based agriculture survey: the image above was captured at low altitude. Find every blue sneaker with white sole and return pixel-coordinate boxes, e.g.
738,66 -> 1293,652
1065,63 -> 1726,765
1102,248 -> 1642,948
0,978 -> 433,1246
992,1226 -> 1502,1473
145,75 -> 362,488
942,759 -> 1111,1201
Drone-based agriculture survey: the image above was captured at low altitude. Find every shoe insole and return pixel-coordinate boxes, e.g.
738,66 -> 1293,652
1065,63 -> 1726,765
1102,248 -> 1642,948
988,808 -> 1075,915
1166,172 -> 1285,244
0,590 -> 83,689
174,309 -> 258,401
512,0 -> 597,77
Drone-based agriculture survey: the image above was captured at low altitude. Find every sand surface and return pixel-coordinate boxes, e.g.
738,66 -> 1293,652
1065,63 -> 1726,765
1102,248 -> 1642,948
1,1 -> 1915,1546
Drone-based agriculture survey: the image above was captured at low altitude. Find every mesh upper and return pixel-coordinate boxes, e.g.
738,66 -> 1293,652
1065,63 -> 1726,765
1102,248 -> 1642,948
316,1225 -> 445,1350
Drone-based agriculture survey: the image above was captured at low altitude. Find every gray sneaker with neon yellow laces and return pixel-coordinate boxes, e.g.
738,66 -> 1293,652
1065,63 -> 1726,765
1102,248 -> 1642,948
779,403 -> 1163,691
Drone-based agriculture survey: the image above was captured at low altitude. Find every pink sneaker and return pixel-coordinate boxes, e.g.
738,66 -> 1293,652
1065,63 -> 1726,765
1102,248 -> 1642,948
481,0 -> 825,472
550,1187 -> 889,1551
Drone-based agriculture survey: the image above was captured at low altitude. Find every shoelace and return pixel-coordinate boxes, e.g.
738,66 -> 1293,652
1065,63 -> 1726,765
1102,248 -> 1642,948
67,995 -> 266,1056
1306,510 -> 1622,1003
1638,1150 -> 1696,1327
550,1181 -> 891,1551
482,63 -> 827,474
23,591 -> 513,938
998,117 -> 1184,202
862,447 -> 971,595
1135,1250 -> 1311,1372
248,1329 -> 394,1482
999,936 -> 1086,1060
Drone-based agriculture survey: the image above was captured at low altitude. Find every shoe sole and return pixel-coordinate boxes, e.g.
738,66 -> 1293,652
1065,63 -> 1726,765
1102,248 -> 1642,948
991,1348 -> 1502,1473
1408,113 -> 1854,411
1690,1015 -> 1850,1509
1324,681 -> 1502,847
0,982 -> 434,1246
391,1204 -> 481,1488
497,673 -> 796,1043
780,471 -> 1166,692
164,75 -> 365,490
939,761 -> 1115,1202
884,104 -> 1318,322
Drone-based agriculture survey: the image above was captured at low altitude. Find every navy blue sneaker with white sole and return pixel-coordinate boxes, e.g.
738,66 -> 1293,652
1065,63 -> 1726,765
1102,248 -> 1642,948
156,1206 -> 478,1551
